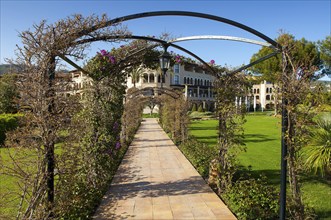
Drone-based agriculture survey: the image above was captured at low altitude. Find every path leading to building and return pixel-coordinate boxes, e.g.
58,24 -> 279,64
93,118 -> 236,220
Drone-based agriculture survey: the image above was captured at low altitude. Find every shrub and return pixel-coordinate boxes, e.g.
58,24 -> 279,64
223,175 -> 279,220
191,104 -> 197,112
198,105 -> 204,112
179,137 -> 216,178
0,113 -> 20,146
158,94 -> 189,144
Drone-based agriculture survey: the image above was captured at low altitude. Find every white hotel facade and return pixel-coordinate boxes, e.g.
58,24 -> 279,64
126,63 -> 216,111
67,63 -> 277,111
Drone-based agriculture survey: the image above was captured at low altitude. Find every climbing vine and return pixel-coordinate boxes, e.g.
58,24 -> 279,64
213,71 -> 249,192
0,12 -> 161,218
158,91 -> 189,144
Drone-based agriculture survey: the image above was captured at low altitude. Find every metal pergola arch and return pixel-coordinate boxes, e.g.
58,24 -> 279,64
170,35 -> 275,48
71,35 -> 219,76
55,11 -> 287,220
69,11 -> 283,76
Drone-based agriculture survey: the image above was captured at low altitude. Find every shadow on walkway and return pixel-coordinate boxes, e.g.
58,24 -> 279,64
93,118 -> 236,220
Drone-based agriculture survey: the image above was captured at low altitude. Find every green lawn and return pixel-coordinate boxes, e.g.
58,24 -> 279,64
0,144 -> 63,218
189,113 -> 331,219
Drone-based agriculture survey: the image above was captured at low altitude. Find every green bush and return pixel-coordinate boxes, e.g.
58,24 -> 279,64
179,137 -> 216,178
0,113 -> 20,146
198,105 -> 204,112
223,175 -> 279,220
143,113 -> 159,118
189,111 -> 215,120
191,104 -> 197,112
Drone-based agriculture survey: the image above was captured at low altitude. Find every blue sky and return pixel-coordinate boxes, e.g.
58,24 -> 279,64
1,0 -> 330,70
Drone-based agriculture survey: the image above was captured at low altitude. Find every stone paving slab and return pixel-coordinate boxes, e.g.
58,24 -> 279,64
93,118 -> 236,220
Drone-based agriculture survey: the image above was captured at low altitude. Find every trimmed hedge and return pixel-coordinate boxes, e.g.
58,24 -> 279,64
0,114 -> 21,146
179,137 -> 217,178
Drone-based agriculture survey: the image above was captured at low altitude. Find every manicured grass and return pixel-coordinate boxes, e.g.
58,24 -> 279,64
0,144 -> 63,218
142,113 -> 159,118
0,147 -> 27,218
189,113 -> 331,219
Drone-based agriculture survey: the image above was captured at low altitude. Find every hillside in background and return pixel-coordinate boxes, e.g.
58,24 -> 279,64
0,64 -> 14,75
0,64 -> 70,75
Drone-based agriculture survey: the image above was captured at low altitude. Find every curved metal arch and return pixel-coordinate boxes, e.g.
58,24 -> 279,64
97,11 -> 281,50
71,11 -> 284,77
170,35 -> 274,48
75,35 -> 218,76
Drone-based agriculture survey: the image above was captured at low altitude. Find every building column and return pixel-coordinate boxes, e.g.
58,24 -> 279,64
245,96 -> 249,111
184,85 -> 188,101
197,86 -> 200,98
253,95 -> 257,112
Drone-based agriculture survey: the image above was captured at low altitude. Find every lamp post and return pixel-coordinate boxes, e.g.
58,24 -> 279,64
159,44 -> 171,88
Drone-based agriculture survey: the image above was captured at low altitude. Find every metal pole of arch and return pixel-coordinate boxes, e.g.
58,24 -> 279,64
280,50 -> 288,220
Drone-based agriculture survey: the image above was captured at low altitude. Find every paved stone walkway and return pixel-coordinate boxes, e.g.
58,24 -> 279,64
93,118 -> 236,220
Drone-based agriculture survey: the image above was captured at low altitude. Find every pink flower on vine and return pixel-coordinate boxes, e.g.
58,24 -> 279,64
113,121 -> 119,130
175,55 -> 182,63
100,49 -> 108,56
106,148 -> 112,156
210,60 -> 215,65
109,55 -> 116,64
115,142 -> 121,150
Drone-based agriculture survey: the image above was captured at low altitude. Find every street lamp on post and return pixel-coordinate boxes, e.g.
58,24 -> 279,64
159,44 -> 171,88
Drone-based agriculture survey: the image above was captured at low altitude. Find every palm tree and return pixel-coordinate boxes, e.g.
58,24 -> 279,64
130,64 -> 144,88
305,118 -> 331,177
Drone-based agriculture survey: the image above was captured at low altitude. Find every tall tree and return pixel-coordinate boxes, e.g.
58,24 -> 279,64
250,34 -> 320,81
251,33 -> 322,218
318,36 -> 331,76
130,65 -> 144,88
280,34 -> 321,219
250,34 -> 320,114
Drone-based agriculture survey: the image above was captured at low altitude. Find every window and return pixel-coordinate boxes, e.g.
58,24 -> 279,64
266,88 -> 269,93
150,74 -> 154,83
256,95 -> 260,100
174,75 -> 180,85
189,89 -> 193,97
194,79 -> 197,85
184,77 -> 187,84
174,64 -> 180,73
266,95 -> 271,100
257,89 -> 260,93
270,88 -> 272,93
190,78 -> 193,84
143,74 -> 148,83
